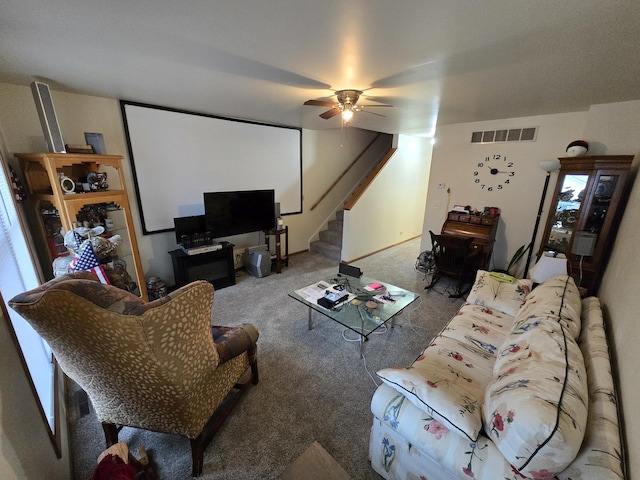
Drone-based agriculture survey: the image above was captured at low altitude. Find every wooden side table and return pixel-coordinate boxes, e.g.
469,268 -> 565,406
264,226 -> 289,273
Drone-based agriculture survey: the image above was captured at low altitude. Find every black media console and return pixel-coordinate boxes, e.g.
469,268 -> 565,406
169,242 -> 235,290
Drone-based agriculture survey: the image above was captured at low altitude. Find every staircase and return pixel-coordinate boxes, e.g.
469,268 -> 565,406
310,210 -> 343,261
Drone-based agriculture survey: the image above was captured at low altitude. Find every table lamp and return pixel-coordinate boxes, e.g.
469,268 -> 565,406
529,252 -> 568,284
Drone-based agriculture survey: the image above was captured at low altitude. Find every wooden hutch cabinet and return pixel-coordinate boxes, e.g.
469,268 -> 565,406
538,155 -> 633,296
442,212 -> 499,270
16,152 -> 148,300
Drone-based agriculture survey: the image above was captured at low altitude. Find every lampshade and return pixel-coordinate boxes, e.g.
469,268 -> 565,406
539,159 -> 561,173
529,252 -> 567,283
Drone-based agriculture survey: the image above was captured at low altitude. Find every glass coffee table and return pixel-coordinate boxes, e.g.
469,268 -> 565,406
289,274 -> 418,356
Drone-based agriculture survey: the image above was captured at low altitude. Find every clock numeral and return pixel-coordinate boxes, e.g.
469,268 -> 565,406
507,162 -> 513,167
487,186 -> 493,191
473,171 -> 479,176
493,154 -> 501,160
477,162 -> 484,168
475,179 -> 480,183
480,184 -> 486,189
498,185 -> 503,189
484,156 -> 490,161
505,179 -> 510,184
509,172 -> 515,176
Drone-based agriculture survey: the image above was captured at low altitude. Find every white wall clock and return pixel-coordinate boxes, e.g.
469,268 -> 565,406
473,154 -> 515,191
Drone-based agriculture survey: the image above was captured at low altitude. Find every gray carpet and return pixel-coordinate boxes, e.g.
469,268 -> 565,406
69,237 -> 465,479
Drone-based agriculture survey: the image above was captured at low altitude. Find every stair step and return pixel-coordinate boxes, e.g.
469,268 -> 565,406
309,240 -> 341,261
335,210 -> 344,221
319,229 -> 342,246
328,219 -> 343,232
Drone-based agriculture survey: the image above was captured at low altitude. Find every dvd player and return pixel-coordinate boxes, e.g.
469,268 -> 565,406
317,293 -> 349,309
181,244 -> 222,255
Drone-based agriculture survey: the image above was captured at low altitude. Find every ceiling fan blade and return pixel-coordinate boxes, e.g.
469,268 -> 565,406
360,110 -> 387,117
357,103 -> 394,108
304,99 -> 338,107
320,108 -> 341,119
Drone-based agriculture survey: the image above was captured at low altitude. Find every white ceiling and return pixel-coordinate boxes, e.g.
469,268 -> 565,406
1,1 -> 640,136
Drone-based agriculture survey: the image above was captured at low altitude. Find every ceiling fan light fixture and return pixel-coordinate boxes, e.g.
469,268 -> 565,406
341,104 -> 354,122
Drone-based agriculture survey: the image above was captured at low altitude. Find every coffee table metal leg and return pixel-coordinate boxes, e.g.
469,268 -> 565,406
308,306 -> 313,330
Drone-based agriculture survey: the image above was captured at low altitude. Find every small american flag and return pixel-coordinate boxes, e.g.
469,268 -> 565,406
73,231 -> 84,250
72,244 -> 111,285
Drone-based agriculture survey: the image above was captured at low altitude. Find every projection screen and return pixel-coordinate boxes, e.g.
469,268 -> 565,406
120,101 -> 302,234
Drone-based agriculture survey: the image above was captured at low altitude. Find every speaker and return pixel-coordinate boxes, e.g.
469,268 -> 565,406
244,245 -> 272,278
30,81 -> 65,153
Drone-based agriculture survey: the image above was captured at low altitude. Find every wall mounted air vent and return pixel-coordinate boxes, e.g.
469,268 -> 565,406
471,126 -> 538,144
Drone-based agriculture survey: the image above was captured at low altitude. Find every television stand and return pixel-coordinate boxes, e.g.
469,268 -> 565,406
169,242 -> 235,289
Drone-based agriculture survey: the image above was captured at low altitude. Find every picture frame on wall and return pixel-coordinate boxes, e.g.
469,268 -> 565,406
84,132 -> 106,154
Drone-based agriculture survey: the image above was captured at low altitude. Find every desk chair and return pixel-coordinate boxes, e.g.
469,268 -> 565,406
425,231 -> 477,298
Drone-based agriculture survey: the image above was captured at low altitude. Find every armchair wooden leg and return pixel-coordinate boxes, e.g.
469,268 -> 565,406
190,436 -> 204,477
101,422 -> 120,447
251,359 -> 259,385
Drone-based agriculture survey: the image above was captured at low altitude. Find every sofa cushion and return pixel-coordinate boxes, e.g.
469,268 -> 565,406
466,270 -> 532,316
515,274 -> 582,339
557,297 -> 624,479
377,304 -> 508,442
483,275 -> 588,478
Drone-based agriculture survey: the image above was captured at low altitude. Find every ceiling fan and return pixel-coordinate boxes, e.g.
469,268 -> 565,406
304,89 -> 393,122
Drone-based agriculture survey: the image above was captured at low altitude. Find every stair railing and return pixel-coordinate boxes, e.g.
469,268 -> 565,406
343,146 -> 397,211
309,133 -> 383,211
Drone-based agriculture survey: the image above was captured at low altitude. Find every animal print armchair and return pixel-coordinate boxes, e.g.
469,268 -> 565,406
9,272 -> 259,477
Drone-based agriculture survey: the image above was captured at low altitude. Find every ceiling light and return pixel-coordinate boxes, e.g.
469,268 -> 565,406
342,104 -> 354,122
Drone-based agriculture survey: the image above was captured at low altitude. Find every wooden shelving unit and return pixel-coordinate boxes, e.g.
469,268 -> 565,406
264,226 -> 289,273
16,152 -> 148,300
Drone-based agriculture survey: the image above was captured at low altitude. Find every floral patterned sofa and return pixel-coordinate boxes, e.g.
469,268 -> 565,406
369,272 -> 624,479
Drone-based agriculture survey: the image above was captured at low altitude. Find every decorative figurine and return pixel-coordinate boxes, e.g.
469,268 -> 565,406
566,140 -> 588,157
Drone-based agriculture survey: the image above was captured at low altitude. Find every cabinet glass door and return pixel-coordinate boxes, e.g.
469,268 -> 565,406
543,174 -> 589,253
583,174 -> 618,236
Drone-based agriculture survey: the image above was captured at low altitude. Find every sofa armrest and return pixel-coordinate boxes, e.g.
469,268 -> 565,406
212,324 -> 259,365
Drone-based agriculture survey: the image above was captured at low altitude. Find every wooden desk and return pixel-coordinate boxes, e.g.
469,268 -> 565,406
441,213 -> 499,270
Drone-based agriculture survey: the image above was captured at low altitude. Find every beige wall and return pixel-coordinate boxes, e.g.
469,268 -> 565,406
343,134 -> 432,260
422,111 -> 587,274
424,100 -> 640,478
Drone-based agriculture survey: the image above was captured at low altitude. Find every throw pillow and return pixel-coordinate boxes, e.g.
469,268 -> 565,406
466,270 -> 532,317
515,275 -> 582,339
377,334 -> 492,442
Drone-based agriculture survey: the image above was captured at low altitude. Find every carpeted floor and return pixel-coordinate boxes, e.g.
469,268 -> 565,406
69,237 -> 465,479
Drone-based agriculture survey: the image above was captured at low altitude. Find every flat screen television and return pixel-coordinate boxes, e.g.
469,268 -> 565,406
204,189 -> 275,238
